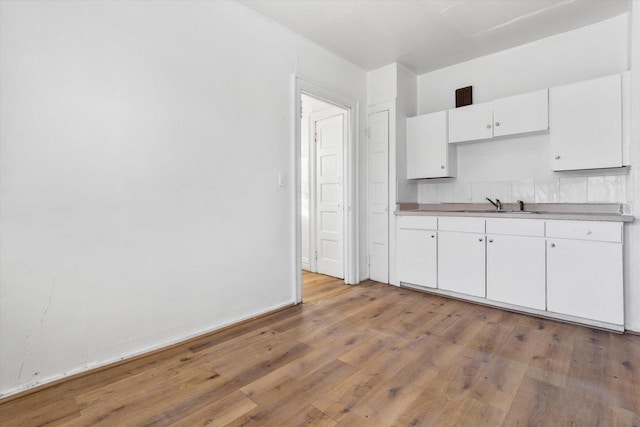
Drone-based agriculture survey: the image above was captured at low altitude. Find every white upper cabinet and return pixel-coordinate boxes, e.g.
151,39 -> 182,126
406,110 -> 456,179
492,89 -> 548,137
448,89 -> 548,143
448,102 -> 494,143
550,74 -> 622,171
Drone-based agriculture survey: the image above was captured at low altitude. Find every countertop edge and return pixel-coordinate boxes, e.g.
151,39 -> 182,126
394,210 -> 634,223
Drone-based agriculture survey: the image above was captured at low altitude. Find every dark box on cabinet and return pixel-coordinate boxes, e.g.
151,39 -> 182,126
455,86 -> 472,108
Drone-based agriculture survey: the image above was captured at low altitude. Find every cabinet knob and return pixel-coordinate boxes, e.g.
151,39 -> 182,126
478,238 -> 483,242
586,230 -> 592,235
486,124 -> 492,129
489,239 -> 494,243
550,243 -> 556,248
495,122 -> 500,127
555,155 -> 560,160
440,165 -> 445,169
431,235 -> 435,238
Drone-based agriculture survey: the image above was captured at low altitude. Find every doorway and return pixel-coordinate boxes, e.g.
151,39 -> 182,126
301,94 -> 347,281
293,76 -> 359,304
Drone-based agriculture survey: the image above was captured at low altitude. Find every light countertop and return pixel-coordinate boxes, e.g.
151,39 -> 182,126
395,203 -> 634,222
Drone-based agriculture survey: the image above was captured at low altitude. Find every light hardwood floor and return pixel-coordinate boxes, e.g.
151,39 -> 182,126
302,271 -> 351,303
1,275 -> 639,426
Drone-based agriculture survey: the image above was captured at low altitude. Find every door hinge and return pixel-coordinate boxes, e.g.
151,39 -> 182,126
314,132 -> 318,143
315,250 -> 318,260
368,252 -> 371,267
367,127 -> 371,138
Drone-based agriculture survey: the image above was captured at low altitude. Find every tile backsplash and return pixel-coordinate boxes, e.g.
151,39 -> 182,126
417,175 -> 628,204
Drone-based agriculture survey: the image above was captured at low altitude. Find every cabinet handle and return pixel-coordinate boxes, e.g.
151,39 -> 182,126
486,124 -> 492,129
478,238 -> 483,242
550,243 -> 556,248
495,122 -> 500,127
555,155 -> 561,160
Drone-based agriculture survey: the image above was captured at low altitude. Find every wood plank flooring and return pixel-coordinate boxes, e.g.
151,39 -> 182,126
302,271 -> 351,303
1,275 -> 639,426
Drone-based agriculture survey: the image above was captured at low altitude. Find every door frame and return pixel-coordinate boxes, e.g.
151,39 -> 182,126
293,75 -> 359,303
308,107 -> 347,275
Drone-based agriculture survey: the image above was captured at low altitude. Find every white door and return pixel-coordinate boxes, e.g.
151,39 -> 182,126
368,110 -> 389,283
312,110 -> 345,279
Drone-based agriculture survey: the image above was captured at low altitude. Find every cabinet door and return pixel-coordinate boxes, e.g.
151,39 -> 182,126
397,228 -> 437,288
492,89 -> 548,137
406,111 -> 451,178
438,231 -> 485,297
448,103 -> 494,143
547,239 -> 623,325
550,74 -> 622,171
486,235 -> 545,310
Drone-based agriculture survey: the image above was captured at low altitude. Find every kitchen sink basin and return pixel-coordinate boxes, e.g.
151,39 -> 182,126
448,209 -> 545,214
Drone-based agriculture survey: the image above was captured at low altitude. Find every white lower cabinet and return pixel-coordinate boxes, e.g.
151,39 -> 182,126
486,234 -> 546,310
396,215 -> 626,329
438,231 -> 486,298
546,222 -> 624,325
396,216 -> 438,288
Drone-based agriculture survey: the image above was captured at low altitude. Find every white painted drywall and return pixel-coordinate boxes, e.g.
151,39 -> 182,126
414,13 -> 640,330
418,14 -> 629,114
367,64 -> 397,105
0,0 -> 367,397
625,1 -> 640,333
395,64 -> 418,204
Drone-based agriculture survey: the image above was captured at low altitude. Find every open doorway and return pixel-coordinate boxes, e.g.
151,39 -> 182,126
300,93 -> 350,302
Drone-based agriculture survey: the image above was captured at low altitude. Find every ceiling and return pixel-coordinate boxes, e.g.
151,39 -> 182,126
238,0 -> 630,74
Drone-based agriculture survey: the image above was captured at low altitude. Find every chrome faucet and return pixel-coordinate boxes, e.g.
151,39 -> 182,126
486,197 -> 502,211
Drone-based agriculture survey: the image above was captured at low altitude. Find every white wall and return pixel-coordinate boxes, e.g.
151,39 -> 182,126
0,0 -> 367,397
396,64 -> 418,203
626,1 -> 640,333
415,13 -> 640,331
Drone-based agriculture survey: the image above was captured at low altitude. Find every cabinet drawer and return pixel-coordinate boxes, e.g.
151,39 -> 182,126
397,215 -> 437,230
546,220 -> 622,243
486,218 -> 545,237
438,217 -> 485,233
